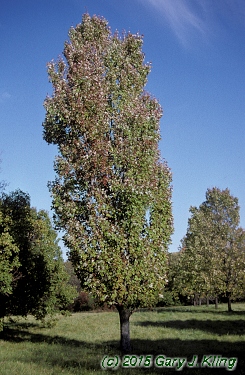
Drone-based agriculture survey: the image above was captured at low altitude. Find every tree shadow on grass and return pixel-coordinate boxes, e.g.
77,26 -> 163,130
155,306 -> 245,315
0,325 -> 116,374
134,319 -> 245,336
1,324 -> 244,374
130,337 -> 244,374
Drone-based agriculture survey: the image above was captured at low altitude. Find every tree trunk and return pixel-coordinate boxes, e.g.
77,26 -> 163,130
215,296 -> 218,309
206,297 -> 209,307
0,298 -> 6,331
227,293 -> 232,312
117,306 -> 132,353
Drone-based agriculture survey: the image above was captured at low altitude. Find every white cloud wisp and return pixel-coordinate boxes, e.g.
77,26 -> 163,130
143,0 -> 209,46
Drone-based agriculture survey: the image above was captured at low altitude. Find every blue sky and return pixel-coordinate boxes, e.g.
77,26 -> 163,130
1,0 -> 245,257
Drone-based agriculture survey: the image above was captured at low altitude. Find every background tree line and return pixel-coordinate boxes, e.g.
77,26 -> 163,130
0,187 -> 76,331
164,187 -> 245,312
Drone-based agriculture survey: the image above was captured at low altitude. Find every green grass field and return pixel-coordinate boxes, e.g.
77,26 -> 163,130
0,303 -> 244,374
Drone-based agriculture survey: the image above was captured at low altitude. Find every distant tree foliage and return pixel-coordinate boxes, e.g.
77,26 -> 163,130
163,251 -> 183,305
0,190 -> 76,331
64,260 -> 82,292
0,209 -> 20,296
176,187 -> 245,312
43,14 -> 173,351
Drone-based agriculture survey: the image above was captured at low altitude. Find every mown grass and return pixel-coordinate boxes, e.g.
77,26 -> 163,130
0,303 -> 245,374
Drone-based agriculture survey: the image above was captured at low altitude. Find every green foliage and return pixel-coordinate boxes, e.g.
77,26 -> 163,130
163,251 -> 183,305
0,190 -> 77,329
0,210 -> 20,296
175,187 -> 245,309
64,260 -> 81,292
43,13 -> 173,313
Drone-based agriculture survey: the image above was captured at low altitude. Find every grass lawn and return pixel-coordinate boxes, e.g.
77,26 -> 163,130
0,303 -> 245,374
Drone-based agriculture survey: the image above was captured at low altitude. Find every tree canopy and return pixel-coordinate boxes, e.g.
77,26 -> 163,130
43,13 -> 173,351
0,190 -> 76,330
175,187 -> 245,311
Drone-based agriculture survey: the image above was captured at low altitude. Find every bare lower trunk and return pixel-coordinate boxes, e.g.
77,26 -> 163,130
117,306 -> 132,353
193,293 -> 198,306
0,297 -> 6,331
206,297 -> 209,307
215,296 -> 218,309
227,292 -> 232,312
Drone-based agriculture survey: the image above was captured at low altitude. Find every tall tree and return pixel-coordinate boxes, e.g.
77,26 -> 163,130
180,187 -> 245,311
43,14 -> 173,351
0,190 -> 76,330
